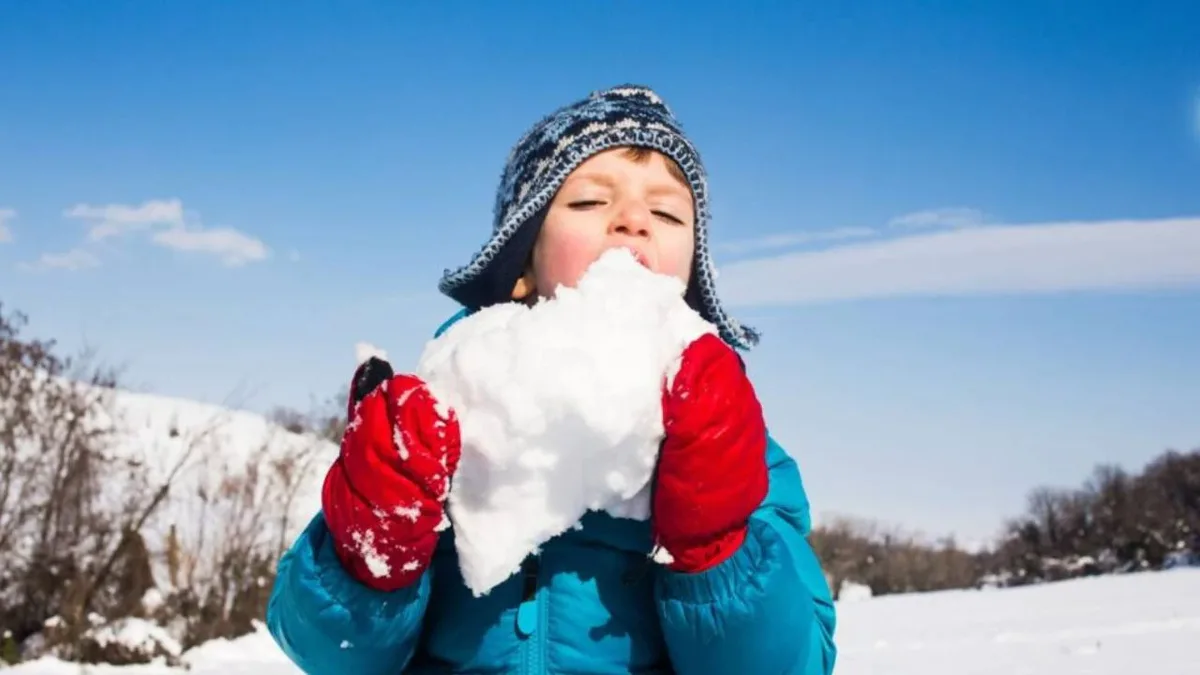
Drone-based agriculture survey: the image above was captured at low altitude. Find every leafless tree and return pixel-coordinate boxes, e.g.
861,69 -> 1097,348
809,514 -> 980,598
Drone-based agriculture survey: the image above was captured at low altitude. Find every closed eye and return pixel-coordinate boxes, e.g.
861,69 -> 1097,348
568,200 -> 605,209
653,210 -> 684,225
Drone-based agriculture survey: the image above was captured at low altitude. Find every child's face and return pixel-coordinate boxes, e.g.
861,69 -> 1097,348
521,147 -> 696,300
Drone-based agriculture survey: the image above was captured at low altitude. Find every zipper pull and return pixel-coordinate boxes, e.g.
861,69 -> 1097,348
515,554 -> 539,638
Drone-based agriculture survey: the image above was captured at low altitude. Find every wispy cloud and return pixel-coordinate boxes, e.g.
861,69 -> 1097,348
0,208 -> 15,243
59,198 -> 270,267
718,215 -> 1200,307
151,227 -> 269,266
716,227 -> 878,255
887,206 -> 993,230
67,199 -> 185,241
19,248 -> 101,272
713,206 -> 993,258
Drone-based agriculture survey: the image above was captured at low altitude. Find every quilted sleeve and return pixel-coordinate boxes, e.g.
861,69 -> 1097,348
654,436 -> 838,675
266,512 -> 432,675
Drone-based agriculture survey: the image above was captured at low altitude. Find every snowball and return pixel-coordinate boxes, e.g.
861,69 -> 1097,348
416,247 -> 715,596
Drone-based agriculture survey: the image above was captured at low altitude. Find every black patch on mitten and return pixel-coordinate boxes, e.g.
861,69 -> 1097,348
352,356 -> 395,404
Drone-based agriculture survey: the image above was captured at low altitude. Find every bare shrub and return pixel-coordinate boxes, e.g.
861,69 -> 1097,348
269,388 -> 348,445
0,302 -> 323,664
268,406 -> 310,435
0,303 -> 138,649
148,424 -> 327,649
809,515 -> 982,599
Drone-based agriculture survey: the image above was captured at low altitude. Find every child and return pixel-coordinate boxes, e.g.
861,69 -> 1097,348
266,84 -> 838,674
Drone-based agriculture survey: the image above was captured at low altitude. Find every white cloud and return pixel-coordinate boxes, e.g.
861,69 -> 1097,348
717,215 -> 1200,307
152,226 -> 269,266
59,198 -> 270,267
712,207 -> 991,259
716,227 -> 877,255
888,207 -> 992,230
19,248 -> 101,272
0,208 -> 14,243
66,198 -> 185,241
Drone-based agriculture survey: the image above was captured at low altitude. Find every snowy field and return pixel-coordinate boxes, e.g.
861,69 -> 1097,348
834,568 -> 1200,674
7,567 -> 1198,674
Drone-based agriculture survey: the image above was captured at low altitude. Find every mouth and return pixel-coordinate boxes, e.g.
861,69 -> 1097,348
614,246 -> 651,269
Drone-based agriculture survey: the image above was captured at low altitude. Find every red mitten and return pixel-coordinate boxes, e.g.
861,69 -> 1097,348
322,358 -> 461,591
652,333 -> 769,573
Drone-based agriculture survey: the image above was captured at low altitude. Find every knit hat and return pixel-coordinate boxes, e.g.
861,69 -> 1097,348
437,84 -> 759,350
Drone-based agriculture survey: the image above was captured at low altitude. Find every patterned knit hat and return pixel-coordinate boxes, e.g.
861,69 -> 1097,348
437,84 -> 759,350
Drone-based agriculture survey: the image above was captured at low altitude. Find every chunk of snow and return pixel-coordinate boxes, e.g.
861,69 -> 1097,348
350,529 -> 391,578
141,588 -> 165,613
416,248 -> 715,596
355,342 -> 388,365
84,617 -> 183,659
393,503 -> 421,521
651,546 -> 675,566
839,580 -> 874,602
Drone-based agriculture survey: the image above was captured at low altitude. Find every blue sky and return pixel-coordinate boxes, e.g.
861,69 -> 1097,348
2,2 -> 1199,544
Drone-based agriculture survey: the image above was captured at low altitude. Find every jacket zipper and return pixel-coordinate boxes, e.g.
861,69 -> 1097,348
534,562 -> 547,675
517,553 -> 541,673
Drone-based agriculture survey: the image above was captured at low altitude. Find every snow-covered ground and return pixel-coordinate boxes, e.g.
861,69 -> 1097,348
60,386 -> 336,607
97,387 -> 336,565
7,568 -> 1198,673
2,383 -> 336,669
835,567 -> 1200,674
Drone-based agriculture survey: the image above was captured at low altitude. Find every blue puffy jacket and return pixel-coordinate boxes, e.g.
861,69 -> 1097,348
265,319 -> 838,674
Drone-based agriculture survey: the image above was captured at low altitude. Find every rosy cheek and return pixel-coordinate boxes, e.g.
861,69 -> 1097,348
535,247 -> 579,295
537,230 -> 604,293
661,248 -> 686,274
562,252 -> 595,287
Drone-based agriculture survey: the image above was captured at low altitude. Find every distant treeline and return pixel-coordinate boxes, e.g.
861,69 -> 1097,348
811,447 -> 1200,599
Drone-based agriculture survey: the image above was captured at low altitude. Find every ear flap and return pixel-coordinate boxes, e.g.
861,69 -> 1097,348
443,205 -> 549,311
683,259 -> 706,316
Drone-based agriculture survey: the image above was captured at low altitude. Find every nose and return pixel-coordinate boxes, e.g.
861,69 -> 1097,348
608,200 -> 651,238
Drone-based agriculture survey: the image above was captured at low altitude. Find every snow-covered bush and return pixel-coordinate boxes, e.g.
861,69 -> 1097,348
0,303 -> 333,665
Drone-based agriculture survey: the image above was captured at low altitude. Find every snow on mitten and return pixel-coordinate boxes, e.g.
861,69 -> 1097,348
322,357 -> 461,591
652,333 -> 769,573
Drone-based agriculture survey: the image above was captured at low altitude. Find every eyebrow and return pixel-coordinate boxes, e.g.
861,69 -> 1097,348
563,172 -> 615,189
645,182 -> 691,199
565,172 -> 690,198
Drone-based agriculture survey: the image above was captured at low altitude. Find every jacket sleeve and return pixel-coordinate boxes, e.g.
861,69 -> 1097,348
653,434 -> 838,675
266,511 -> 432,675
